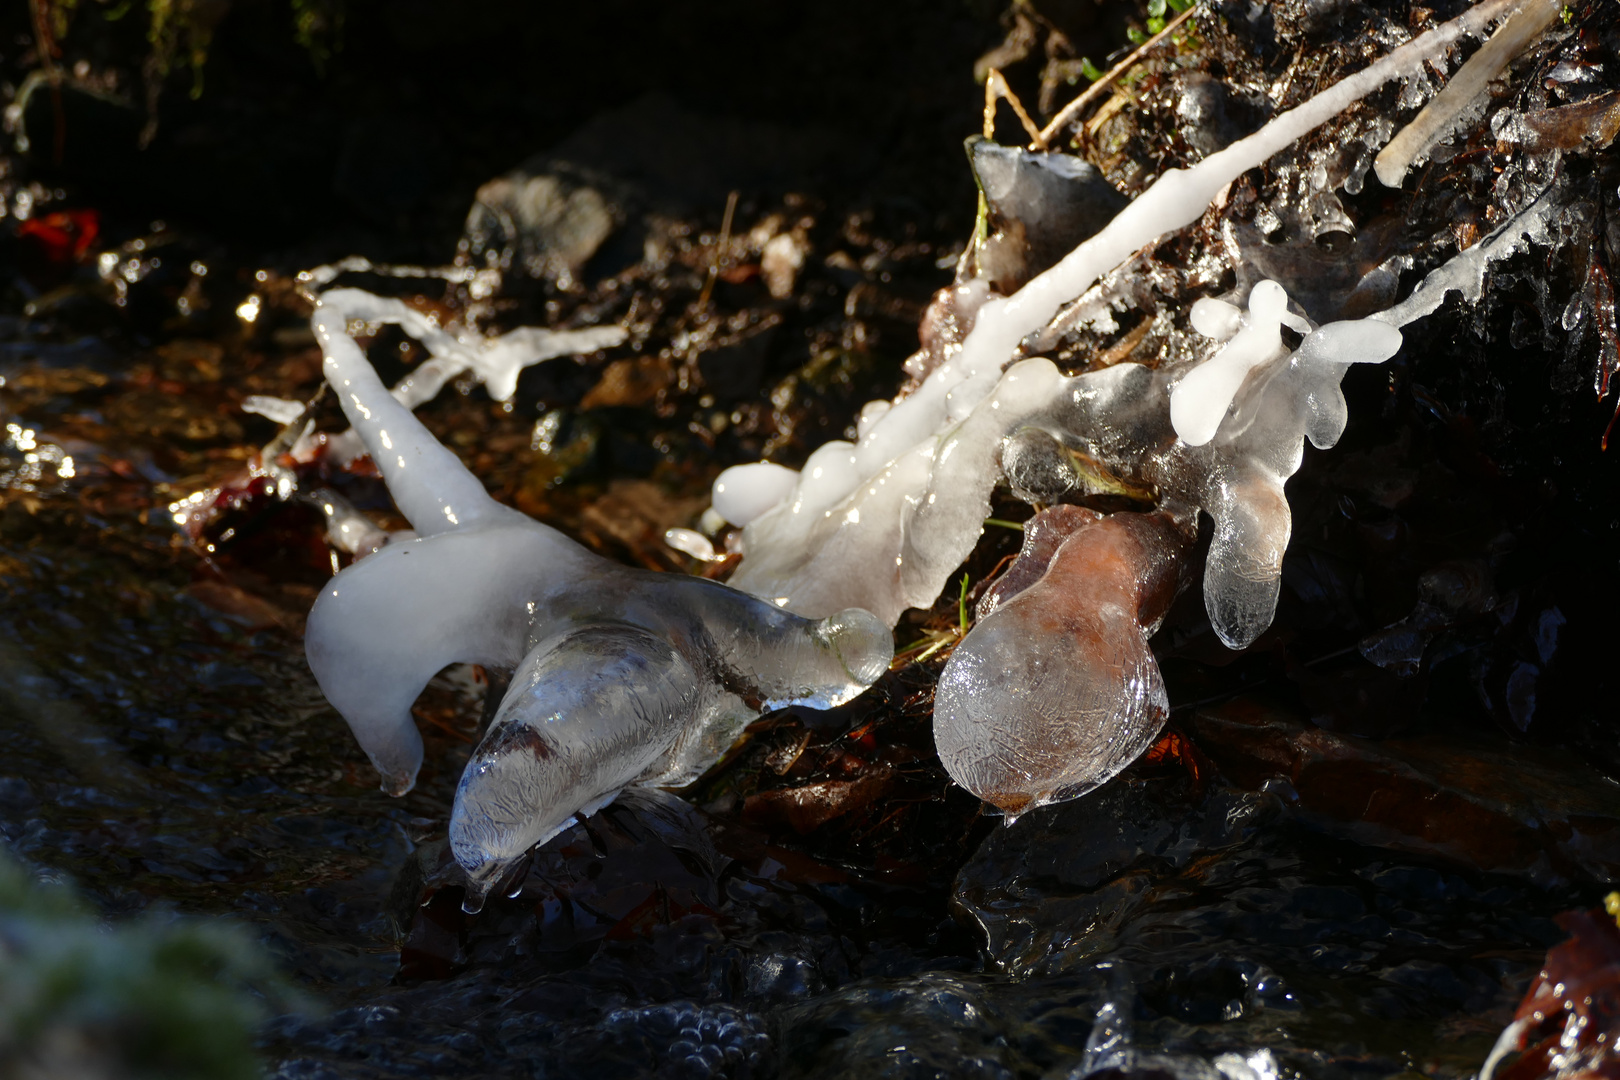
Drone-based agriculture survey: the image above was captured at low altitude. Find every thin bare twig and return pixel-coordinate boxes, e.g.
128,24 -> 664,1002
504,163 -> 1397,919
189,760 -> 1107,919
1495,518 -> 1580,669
1036,3 -> 1199,148
984,68 -> 1048,150
697,189 -> 740,311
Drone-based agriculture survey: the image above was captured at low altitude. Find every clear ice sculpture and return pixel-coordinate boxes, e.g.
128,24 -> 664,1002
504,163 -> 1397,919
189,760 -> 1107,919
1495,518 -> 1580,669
302,288 -> 891,911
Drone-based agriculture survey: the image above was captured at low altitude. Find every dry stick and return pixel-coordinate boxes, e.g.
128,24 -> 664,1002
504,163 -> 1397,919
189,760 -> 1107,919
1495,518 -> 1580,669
697,189 -> 740,311
984,68 -> 1049,150
1036,2 -> 1199,149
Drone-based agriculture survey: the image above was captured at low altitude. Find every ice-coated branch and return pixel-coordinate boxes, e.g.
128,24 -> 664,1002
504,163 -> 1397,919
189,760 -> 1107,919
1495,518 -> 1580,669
725,0 -> 1523,629
314,289 -> 521,538
1374,0 -> 1562,188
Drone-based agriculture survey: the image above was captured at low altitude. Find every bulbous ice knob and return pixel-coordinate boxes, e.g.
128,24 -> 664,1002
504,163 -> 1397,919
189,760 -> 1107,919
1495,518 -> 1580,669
933,507 -> 1190,820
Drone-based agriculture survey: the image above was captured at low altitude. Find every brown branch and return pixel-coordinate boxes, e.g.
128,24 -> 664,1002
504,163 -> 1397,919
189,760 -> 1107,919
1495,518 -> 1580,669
984,68 -> 1048,150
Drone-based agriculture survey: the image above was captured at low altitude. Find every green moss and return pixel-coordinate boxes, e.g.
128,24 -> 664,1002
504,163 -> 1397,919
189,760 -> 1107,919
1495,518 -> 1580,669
0,854 -> 301,1080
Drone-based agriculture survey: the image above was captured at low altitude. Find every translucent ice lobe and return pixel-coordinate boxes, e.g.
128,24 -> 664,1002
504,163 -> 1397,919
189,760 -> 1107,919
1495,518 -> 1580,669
1291,320 -> 1405,449
934,507 -> 1191,818
450,624 -> 702,908
1189,297 -> 1243,340
309,513 -> 893,856
448,595 -> 890,911
729,360 -> 1063,624
1199,466 -> 1291,651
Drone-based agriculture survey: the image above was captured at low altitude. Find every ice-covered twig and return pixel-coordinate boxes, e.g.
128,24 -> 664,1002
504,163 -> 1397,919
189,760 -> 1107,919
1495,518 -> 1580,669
955,0 -> 1519,379
1374,0 -> 1562,189
1373,187 -> 1558,327
315,286 -> 626,414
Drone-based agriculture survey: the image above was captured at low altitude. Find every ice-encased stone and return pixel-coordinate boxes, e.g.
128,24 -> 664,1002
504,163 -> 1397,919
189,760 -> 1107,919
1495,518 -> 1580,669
934,505 -> 1193,819
304,288 -> 890,911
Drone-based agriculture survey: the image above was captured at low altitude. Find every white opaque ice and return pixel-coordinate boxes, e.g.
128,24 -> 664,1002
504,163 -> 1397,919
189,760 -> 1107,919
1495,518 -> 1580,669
1171,280 -> 1291,447
664,527 -> 720,561
711,462 -> 801,526
241,395 -> 307,425
1189,297 -> 1243,340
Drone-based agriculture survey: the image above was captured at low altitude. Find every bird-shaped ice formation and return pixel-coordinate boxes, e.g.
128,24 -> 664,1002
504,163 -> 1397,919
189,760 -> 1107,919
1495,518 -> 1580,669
934,505 -> 1193,818
303,288 -> 891,911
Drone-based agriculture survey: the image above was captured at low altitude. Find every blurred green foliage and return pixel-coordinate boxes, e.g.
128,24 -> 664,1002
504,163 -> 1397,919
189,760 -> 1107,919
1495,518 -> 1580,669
35,0 -> 346,95
0,853 -> 300,1080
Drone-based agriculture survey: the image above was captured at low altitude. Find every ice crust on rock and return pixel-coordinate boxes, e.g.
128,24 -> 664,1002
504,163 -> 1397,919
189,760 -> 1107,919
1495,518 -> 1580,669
304,288 -> 891,911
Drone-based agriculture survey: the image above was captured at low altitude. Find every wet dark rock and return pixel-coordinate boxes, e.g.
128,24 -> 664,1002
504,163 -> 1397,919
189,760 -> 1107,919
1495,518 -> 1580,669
968,137 -> 1129,293
1183,699 -> 1620,884
463,95 -> 844,292
16,72 -> 145,183
1173,73 -> 1270,158
463,162 -> 627,290
950,757 -> 1578,1074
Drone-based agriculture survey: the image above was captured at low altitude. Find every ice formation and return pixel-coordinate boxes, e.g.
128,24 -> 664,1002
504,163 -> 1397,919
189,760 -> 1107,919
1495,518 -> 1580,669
724,0 -> 1522,632
713,0 -> 1553,813
1169,282 -> 1310,447
934,506 -> 1193,819
312,286 -> 626,417
292,0 -> 1565,867
303,288 -> 891,910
